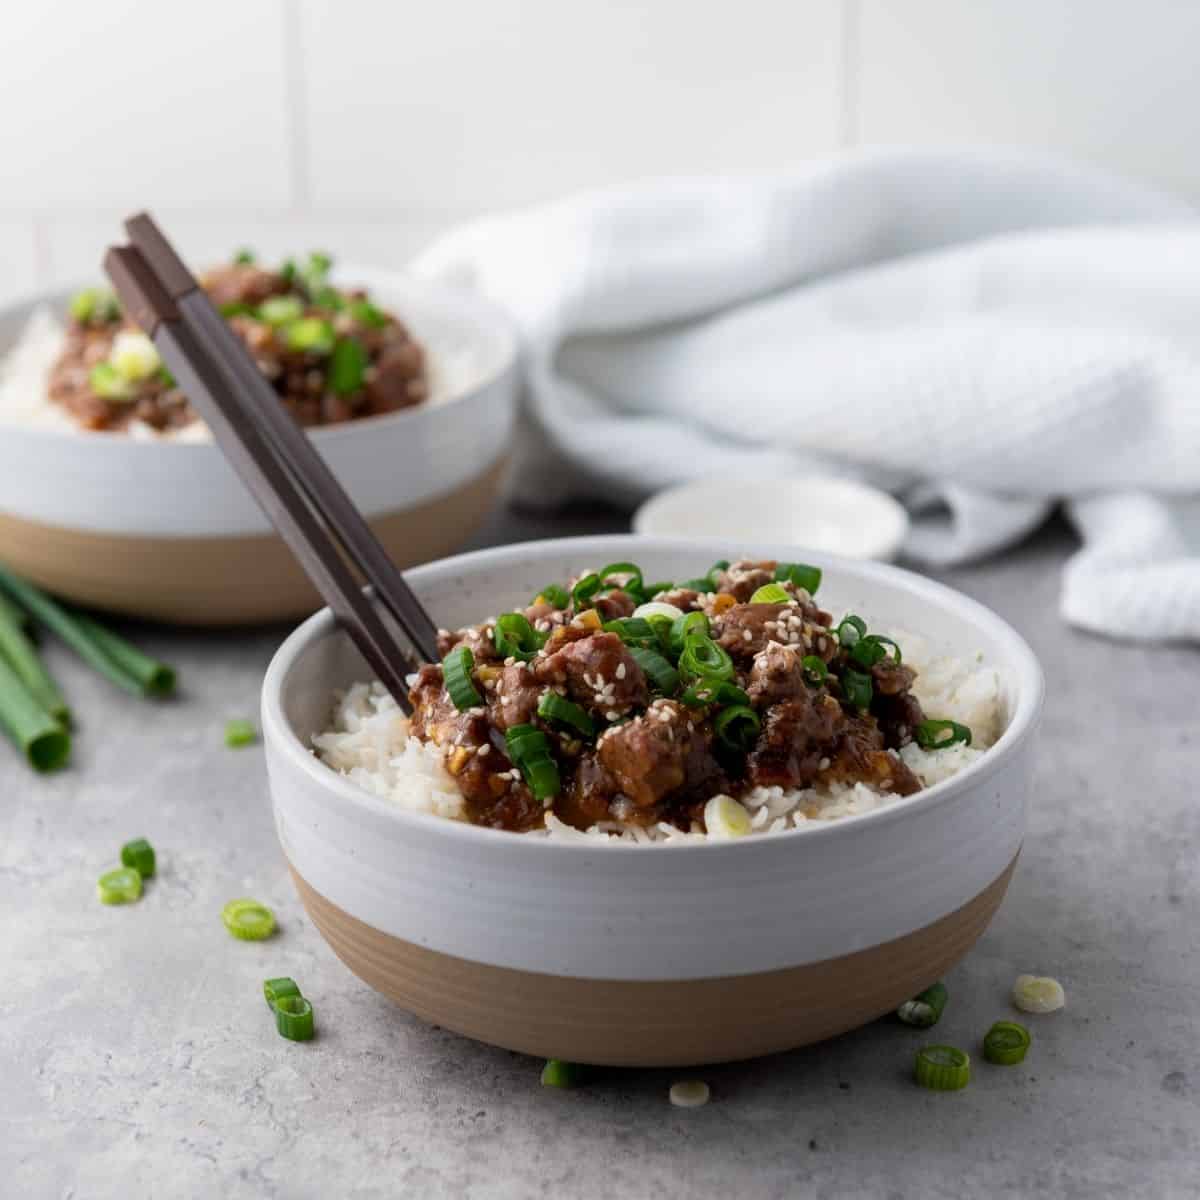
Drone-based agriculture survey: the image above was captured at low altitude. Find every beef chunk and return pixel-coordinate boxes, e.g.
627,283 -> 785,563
488,662 -> 542,732
436,622 -> 502,665
655,588 -> 704,611
596,700 -> 721,808
716,601 -> 836,665
534,632 -> 648,717
592,589 -> 636,621
830,714 -> 921,796
748,690 -> 843,790
200,264 -> 288,309
746,641 -> 807,707
715,560 -> 776,602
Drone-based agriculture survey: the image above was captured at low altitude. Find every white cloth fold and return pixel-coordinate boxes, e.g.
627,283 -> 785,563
414,148 -> 1200,641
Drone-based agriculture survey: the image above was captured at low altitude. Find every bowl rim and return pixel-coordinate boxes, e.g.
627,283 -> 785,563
261,534 -> 1044,857
0,270 -> 519,450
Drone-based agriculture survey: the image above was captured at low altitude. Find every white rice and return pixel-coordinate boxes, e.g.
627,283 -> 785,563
0,306 -> 477,440
312,625 -> 1003,843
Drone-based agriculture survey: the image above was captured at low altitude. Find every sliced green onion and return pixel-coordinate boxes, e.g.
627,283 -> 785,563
640,581 -> 674,600
1012,974 -> 1066,1014
284,317 -> 335,354
0,600 -> 68,721
443,645 -> 482,711
222,898 -> 277,941
264,977 -> 303,1010
840,667 -> 873,710
494,612 -> 545,661
668,611 -> 709,657
257,295 -> 304,326
537,692 -> 595,737
707,560 -> 730,585
504,724 -> 561,799
158,365 -> 176,388
540,1059 -> 583,1088
983,1021 -> 1031,1065
279,258 -> 297,285
801,655 -> 828,686
680,679 -> 750,709
71,288 -> 119,324
349,298 -> 387,328
71,614 -> 176,696
598,561 -> 644,598
329,335 -> 368,396
645,613 -> 676,650
0,590 -> 27,631
533,584 -> 570,609
89,362 -> 134,400
233,248 -> 256,265
219,301 -> 255,318
98,866 -> 142,905
678,634 -> 734,683
915,719 -> 972,750
274,994 -> 315,1042
299,251 -> 333,301
225,718 -> 257,748
120,837 -> 156,879
914,1045 -> 970,1091
749,583 -> 791,605
897,982 -> 947,1028
602,617 -> 657,646
626,645 -> 680,696
0,653 -> 69,771
69,288 -> 97,322
676,577 -> 715,593
713,704 -> 761,752
775,562 -> 822,594
571,572 -> 603,608
835,614 -> 867,648
850,634 -> 903,669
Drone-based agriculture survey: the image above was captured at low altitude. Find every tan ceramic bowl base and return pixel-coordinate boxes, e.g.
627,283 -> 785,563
0,458 -> 506,626
291,853 -> 1017,1067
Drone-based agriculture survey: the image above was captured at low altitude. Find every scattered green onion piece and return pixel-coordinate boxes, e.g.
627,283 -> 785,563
707,560 -> 730,585
257,295 -> 304,326
713,705 -> 761,752
602,617 -> 657,646
641,581 -> 673,600
225,719 -> 257,748
537,692 -> 595,737
71,614 -> 176,696
598,561 -> 644,598
504,725 -> 561,799
840,667 -> 873,710
645,613 -> 675,649
540,1059 -> 583,1088
219,301 -> 255,318
897,982 -> 948,1028
835,614 -> 867,648
676,577 -> 715,592
914,1045 -> 970,1091
0,601 -> 68,721
0,653 -> 69,771
534,584 -> 570,610
279,258 -> 297,285
89,362 -> 134,400
983,1021 -> 1031,1066
850,634 -> 903,669
299,251 -> 333,301
264,977 -> 303,1010
69,288 -> 97,322
801,655 -> 828,686
312,286 -> 344,311
775,562 -> 822,594
97,866 -> 142,905
749,583 -> 791,605
284,317 -> 335,354
915,719 -> 973,751
678,634 -> 734,683
329,335 -> 369,396
349,298 -> 387,328
680,679 -> 750,709
222,898 -> 277,941
0,590 -> 26,631
571,573 -> 603,608
158,366 -> 176,388
274,994 -> 315,1042
494,612 -> 545,661
443,645 -> 482,711
120,837 -> 156,879
233,248 -> 256,265
627,645 -> 680,696
668,611 -> 710,657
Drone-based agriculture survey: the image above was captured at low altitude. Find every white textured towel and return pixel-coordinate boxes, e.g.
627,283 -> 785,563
413,148 -> 1200,641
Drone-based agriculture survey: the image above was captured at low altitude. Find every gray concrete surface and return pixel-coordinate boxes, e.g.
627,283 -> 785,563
3,510 -> 1197,1199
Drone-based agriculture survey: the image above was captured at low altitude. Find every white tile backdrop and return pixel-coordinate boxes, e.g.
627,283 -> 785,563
1,0 -> 1196,303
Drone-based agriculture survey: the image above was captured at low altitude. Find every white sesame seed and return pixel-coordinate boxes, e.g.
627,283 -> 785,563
743,629 -> 753,642
477,744 -> 491,757
615,663 -> 626,680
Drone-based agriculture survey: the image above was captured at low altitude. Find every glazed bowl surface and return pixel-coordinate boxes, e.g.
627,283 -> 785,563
263,535 -> 1043,1065
0,269 -> 517,624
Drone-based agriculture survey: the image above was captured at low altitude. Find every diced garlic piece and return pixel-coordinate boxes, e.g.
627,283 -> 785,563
1012,974 -> 1065,1014
704,794 -> 751,839
669,1080 -> 710,1108
110,330 -> 162,381
633,601 -> 684,622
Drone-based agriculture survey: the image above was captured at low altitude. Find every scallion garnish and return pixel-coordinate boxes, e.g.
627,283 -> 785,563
840,667 -> 873,710
983,1021 -> 1031,1065
680,679 -> 750,709
494,612 -> 546,661
707,561 -> 730,585
849,634 -> 902,669
914,1045 -> 970,1091
97,866 -> 142,905
120,838 -> 156,879
897,982 -> 947,1028
219,301 -> 255,319
678,634 -> 735,683
329,336 -> 369,395
69,288 -> 98,323
598,561 -> 644,599
257,295 -> 304,326
222,898 -> 277,941
443,645 -> 483,711
835,614 -> 867,648
676,577 -> 714,592
801,655 -> 828,686
775,562 -> 822,594
284,317 -> 335,355
349,298 -> 388,328
225,719 -> 257,748
640,581 -> 673,600
668,611 -> 709,658
264,977 -> 302,1010
602,617 -> 657,646
233,248 -> 256,265
504,724 -> 561,800
713,704 -> 761,752
89,362 -> 134,400
274,994 -> 315,1042
914,719 -> 972,750
534,584 -> 570,610
541,1059 -> 583,1088
626,645 -> 680,695
749,583 -> 791,605
571,573 -> 603,608
537,692 -> 595,737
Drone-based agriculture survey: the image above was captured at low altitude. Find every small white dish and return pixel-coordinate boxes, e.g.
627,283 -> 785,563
633,476 -> 910,561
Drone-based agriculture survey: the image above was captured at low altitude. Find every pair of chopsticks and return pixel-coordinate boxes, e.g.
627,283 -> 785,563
103,213 -> 439,712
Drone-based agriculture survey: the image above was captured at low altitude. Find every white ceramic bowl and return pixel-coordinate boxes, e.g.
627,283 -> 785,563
263,535 -> 1043,1066
0,268 -> 517,624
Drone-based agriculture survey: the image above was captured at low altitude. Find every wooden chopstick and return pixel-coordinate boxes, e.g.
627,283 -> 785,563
103,244 -> 421,712
121,211 -> 441,665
